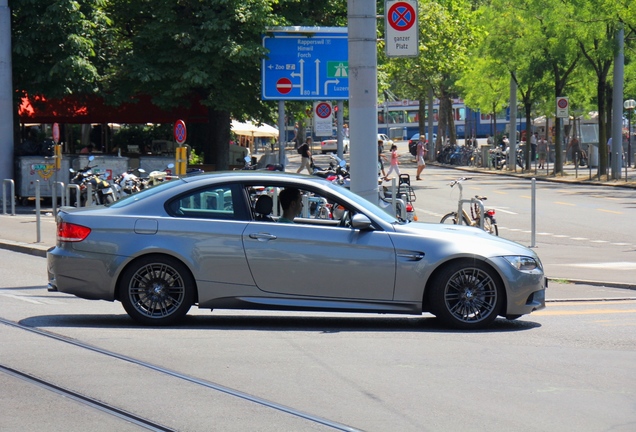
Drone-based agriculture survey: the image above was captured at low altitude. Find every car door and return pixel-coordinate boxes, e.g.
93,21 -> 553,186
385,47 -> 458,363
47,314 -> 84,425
243,215 -> 397,301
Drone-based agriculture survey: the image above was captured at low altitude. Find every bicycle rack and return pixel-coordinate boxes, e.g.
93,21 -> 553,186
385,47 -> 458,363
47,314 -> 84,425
51,182 -> 66,215
66,184 -> 81,207
457,198 -> 485,229
2,179 -> 15,215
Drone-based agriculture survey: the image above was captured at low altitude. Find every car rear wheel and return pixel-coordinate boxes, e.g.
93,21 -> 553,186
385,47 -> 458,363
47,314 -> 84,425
120,255 -> 194,325
428,260 -> 503,329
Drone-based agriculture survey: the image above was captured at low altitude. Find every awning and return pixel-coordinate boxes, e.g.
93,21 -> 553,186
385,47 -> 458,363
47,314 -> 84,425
231,120 -> 279,138
18,94 -> 209,124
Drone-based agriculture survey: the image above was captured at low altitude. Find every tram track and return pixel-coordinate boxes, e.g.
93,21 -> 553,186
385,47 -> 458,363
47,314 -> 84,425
0,363 -> 175,431
0,317 -> 359,432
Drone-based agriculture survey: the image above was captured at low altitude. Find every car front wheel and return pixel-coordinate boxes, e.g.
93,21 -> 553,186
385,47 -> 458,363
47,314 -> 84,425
120,255 -> 194,325
428,260 -> 503,329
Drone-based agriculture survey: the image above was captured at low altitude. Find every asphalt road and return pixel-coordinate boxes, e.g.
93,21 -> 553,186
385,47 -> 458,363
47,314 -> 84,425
1,251 -> 635,431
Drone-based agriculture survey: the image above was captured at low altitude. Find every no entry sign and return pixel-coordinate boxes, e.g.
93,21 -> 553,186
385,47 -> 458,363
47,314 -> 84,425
385,0 -> 419,58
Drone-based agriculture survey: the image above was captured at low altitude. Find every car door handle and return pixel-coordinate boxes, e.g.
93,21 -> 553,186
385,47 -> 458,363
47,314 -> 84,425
249,233 -> 277,241
397,252 -> 425,261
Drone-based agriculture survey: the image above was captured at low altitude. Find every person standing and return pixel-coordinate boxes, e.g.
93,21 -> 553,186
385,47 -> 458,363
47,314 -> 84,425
378,140 -> 387,178
531,132 -> 538,161
415,135 -> 428,180
537,135 -> 548,169
384,144 -> 400,180
567,135 -> 581,165
296,137 -> 313,174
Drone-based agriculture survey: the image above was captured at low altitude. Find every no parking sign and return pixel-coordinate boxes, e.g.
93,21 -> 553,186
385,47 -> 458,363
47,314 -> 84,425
385,0 -> 419,57
314,102 -> 333,137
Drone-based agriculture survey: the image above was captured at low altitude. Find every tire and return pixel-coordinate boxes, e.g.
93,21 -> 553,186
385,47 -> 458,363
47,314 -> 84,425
103,194 -> 115,204
428,260 -> 503,329
484,217 -> 499,236
119,255 -> 195,325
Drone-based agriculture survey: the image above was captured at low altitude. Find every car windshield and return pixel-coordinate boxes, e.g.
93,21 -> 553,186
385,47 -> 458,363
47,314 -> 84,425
108,179 -> 185,208
325,182 -> 400,224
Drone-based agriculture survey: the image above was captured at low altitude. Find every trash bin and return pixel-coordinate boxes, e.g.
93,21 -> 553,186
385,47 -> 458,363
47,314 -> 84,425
481,145 -> 492,169
587,143 -> 599,167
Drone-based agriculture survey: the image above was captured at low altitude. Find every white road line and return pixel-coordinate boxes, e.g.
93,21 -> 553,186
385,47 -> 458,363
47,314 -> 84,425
0,293 -> 43,304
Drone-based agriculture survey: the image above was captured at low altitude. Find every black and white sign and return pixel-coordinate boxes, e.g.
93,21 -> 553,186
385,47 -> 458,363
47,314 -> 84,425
556,97 -> 569,118
385,0 -> 418,57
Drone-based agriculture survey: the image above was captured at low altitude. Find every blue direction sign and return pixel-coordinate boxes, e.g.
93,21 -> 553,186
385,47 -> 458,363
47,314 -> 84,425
262,29 -> 349,100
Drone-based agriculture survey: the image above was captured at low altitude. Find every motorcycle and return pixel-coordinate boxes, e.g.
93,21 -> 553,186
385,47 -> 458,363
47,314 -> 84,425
147,163 -> 176,186
69,156 -> 116,206
113,168 -> 146,198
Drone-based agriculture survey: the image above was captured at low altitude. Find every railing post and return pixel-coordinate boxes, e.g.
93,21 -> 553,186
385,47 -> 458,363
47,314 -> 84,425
35,180 -> 41,243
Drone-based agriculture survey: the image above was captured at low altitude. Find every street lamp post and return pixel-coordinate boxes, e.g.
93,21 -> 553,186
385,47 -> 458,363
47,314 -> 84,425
625,99 -> 636,168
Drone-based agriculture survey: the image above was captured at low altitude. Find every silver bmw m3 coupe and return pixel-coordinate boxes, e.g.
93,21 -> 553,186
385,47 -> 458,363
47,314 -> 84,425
47,171 -> 545,329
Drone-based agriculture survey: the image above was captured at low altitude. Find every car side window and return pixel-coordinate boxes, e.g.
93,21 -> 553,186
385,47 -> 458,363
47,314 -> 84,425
167,185 -> 242,220
246,184 -> 352,227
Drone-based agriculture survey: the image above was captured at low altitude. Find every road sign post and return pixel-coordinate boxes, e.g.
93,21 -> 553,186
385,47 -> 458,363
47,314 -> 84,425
385,0 -> 419,57
173,120 -> 187,176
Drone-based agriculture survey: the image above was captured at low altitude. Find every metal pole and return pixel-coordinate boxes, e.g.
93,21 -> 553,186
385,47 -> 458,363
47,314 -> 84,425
531,178 -> 536,248
611,27 -> 624,179
0,0 -> 14,184
348,0 -> 378,203
508,76 -> 517,171
278,100 -> 286,169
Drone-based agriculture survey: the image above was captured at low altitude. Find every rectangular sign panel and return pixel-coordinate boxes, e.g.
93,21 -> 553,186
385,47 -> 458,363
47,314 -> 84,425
262,29 -> 349,100
385,0 -> 419,57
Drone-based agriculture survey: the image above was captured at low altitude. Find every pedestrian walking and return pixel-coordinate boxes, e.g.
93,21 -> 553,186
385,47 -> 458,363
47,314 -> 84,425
296,137 -> 313,175
415,135 -> 428,180
384,144 -> 400,181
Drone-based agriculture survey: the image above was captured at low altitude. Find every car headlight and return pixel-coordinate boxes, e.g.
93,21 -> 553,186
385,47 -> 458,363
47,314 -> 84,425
503,256 -> 540,272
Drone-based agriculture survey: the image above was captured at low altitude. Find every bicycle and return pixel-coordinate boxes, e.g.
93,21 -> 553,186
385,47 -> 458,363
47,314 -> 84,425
440,177 -> 499,236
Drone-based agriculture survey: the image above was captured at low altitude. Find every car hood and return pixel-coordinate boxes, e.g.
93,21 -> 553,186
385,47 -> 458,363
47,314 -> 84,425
392,221 -> 539,259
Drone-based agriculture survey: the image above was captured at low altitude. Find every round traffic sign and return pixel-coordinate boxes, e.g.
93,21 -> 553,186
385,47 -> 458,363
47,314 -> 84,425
557,98 -> 568,109
276,77 -> 293,94
315,102 -> 332,119
388,2 -> 416,31
174,120 -> 187,144
52,123 -> 60,144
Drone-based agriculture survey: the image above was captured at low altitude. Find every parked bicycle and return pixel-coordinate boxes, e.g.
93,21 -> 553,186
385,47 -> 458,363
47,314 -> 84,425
440,177 -> 498,236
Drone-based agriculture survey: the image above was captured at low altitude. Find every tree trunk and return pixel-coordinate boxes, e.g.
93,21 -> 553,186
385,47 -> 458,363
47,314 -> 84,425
206,109 -> 231,170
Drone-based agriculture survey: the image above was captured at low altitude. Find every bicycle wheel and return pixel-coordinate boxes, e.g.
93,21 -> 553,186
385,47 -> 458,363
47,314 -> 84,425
441,212 -> 471,226
484,217 -> 499,236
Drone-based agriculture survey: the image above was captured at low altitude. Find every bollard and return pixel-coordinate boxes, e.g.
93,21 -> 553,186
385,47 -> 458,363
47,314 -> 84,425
2,179 -> 15,215
35,180 -> 41,243
66,184 -> 81,208
531,178 -> 536,248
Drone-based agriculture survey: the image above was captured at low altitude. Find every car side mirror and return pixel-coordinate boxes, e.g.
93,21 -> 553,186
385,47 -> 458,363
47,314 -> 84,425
351,214 -> 373,230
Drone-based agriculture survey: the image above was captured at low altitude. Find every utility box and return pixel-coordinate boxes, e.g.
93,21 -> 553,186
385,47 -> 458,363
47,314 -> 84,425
15,155 -> 73,201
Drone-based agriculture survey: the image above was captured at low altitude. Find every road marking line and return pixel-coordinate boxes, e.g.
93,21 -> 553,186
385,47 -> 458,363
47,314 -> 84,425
534,309 -> 636,316
0,294 -> 43,304
597,209 -> 622,214
554,201 -> 576,206
553,234 -> 569,238
570,237 -> 589,241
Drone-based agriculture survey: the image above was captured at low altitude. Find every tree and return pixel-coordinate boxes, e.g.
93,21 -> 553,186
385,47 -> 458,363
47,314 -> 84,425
383,0 -> 479,151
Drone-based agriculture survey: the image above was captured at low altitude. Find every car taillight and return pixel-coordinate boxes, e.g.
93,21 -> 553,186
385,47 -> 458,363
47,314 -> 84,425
57,222 -> 91,242
486,209 -> 496,216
